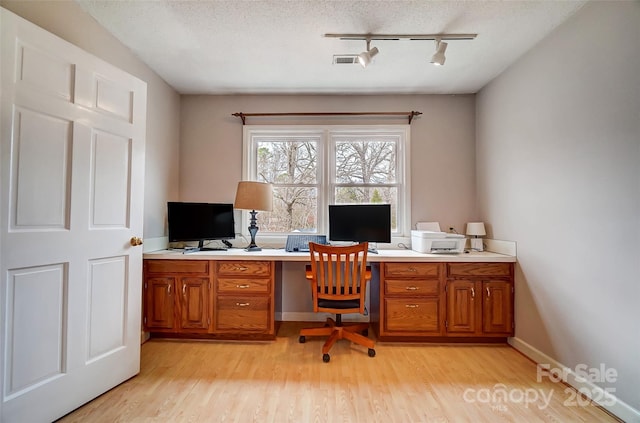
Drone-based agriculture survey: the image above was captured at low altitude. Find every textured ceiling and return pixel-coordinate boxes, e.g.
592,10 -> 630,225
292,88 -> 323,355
76,0 -> 586,95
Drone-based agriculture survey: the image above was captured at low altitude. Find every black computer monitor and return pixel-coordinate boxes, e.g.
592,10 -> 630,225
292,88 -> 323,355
328,204 -> 391,245
167,202 -> 235,250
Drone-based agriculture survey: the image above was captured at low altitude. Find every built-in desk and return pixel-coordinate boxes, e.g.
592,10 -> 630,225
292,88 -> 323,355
144,248 -> 515,263
143,248 -> 516,342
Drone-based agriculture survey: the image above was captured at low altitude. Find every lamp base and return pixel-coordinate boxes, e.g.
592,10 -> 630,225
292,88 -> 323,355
245,209 -> 262,252
470,237 -> 483,251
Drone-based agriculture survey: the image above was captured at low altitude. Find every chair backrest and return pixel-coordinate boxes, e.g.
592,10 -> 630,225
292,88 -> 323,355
307,242 -> 370,315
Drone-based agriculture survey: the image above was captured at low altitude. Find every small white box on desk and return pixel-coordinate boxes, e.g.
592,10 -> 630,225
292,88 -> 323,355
411,230 -> 467,254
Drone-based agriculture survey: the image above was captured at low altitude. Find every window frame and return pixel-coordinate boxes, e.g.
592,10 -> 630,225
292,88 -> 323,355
241,125 -> 411,246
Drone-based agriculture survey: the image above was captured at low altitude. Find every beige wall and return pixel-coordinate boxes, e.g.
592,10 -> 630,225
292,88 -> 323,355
0,0 -> 181,239
180,94 -> 478,317
180,94 -> 478,234
477,0 -> 640,416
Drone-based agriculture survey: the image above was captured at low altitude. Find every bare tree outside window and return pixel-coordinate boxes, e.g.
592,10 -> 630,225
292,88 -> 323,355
334,137 -> 398,231
244,127 -> 409,237
256,138 -> 319,233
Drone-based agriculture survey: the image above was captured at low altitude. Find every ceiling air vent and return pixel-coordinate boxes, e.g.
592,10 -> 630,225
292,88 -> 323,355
332,55 -> 359,65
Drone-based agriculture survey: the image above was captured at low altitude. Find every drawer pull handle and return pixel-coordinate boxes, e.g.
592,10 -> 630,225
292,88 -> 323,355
234,266 -> 249,271
167,285 -> 171,294
236,284 -> 250,289
182,285 -> 186,295
405,286 -> 419,291
236,302 -> 250,307
471,287 -> 475,298
486,287 -> 490,297
405,304 -> 419,308
408,267 -> 417,272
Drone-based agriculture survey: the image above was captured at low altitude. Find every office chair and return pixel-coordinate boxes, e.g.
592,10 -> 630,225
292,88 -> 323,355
298,242 -> 376,362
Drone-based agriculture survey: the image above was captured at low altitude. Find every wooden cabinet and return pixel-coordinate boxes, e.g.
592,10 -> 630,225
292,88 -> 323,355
179,277 -> 210,331
144,277 -> 175,330
143,259 -> 276,339
445,279 -> 477,333
143,260 -> 211,334
445,263 -> 514,337
373,261 -> 514,341
376,263 -> 445,340
143,256 -> 513,343
213,261 -> 275,337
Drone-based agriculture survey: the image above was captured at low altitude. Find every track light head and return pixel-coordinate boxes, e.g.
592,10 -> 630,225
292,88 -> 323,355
431,39 -> 448,66
358,46 -> 379,67
357,39 -> 379,68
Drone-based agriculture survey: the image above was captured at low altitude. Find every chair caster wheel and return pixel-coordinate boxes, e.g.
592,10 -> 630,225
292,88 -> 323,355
368,348 -> 376,357
322,353 -> 330,363
299,336 -> 306,343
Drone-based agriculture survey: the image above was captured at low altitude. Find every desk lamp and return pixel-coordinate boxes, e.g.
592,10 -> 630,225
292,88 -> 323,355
234,181 -> 273,252
466,222 -> 486,251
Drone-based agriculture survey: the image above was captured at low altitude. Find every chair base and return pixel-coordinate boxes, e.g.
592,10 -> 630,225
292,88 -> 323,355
299,317 -> 375,356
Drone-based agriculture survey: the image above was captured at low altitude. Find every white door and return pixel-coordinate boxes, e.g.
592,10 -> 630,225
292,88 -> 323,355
0,8 -> 147,422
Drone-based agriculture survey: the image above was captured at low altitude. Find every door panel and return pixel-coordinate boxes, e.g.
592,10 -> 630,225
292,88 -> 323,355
91,130 -> 131,227
17,41 -> 74,101
12,108 -> 72,229
87,256 -> 127,361
5,264 -> 66,397
1,8 -> 147,422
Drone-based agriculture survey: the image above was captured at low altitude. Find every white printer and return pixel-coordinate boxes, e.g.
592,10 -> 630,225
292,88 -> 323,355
411,230 -> 466,254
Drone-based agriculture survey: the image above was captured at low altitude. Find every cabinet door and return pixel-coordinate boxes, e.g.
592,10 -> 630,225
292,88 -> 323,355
446,280 -> 478,333
145,277 -> 175,330
482,280 -> 513,334
179,277 -> 210,331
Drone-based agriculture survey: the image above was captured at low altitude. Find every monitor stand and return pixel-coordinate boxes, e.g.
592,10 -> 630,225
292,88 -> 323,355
184,239 -> 230,253
360,241 -> 379,254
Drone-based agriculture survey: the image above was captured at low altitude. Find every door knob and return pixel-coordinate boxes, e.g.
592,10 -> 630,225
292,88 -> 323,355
130,237 -> 143,246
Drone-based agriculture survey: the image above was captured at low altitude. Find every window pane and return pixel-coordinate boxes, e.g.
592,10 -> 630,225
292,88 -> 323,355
334,187 -> 397,231
259,187 -> 318,233
257,140 -> 317,184
335,140 -> 396,184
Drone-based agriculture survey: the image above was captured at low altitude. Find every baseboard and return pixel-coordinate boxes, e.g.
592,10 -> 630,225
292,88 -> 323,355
278,311 -> 369,323
509,336 -> 639,423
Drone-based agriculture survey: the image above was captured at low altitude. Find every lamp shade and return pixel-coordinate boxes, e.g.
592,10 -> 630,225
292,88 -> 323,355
466,222 -> 486,236
234,181 -> 273,211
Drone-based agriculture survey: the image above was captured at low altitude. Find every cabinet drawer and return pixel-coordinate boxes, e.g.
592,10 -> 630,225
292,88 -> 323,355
447,263 -> 511,277
145,260 -> 208,274
217,261 -> 272,277
215,296 -> 271,332
384,298 -> 441,333
217,278 -> 271,294
385,279 -> 440,296
385,263 -> 440,278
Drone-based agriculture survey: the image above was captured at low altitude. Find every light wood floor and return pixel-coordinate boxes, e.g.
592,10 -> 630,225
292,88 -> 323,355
57,322 -> 619,422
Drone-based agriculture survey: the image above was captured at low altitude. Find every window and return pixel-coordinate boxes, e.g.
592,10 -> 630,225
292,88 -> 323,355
242,125 -> 411,242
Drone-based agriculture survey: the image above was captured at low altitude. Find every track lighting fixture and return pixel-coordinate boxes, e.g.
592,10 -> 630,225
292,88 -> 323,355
357,39 -> 379,68
430,38 -> 448,66
325,33 -> 476,67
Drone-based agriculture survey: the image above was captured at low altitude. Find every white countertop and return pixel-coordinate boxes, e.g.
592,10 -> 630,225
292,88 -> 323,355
144,248 -> 515,263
